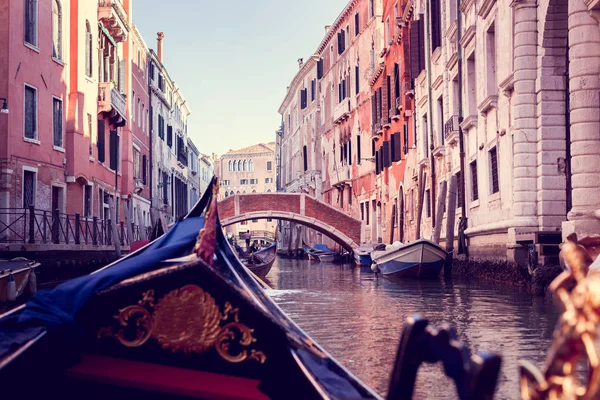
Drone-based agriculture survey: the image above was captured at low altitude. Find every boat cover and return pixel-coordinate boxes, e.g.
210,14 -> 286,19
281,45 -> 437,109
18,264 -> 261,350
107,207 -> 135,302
313,244 -> 333,252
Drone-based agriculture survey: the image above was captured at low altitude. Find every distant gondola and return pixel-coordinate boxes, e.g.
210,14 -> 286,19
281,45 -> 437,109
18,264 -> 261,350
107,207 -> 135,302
243,242 -> 277,278
0,177 -> 500,399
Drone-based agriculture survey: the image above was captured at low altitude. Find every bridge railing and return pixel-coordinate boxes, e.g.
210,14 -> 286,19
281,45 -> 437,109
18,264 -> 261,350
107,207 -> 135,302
237,230 -> 275,241
0,207 -> 136,247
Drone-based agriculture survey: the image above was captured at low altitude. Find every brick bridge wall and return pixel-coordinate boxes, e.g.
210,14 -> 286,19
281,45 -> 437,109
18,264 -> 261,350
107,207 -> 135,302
218,193 -> 363,250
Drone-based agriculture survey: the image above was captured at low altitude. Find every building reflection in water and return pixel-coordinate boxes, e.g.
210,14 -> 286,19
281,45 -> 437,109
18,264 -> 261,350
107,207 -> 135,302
267,258 -> 558,398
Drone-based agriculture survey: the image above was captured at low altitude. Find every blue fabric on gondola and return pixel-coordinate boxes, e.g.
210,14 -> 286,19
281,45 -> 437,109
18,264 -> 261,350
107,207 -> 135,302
313,244 -> 333,252
0,216 -> 204,359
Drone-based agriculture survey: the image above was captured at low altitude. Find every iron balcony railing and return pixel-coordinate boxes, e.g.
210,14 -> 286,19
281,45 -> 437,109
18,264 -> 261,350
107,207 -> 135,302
444,115 -> 460,140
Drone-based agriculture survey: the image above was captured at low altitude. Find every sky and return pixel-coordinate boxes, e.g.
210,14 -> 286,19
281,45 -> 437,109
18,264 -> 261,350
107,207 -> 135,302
134,0 -> 349,158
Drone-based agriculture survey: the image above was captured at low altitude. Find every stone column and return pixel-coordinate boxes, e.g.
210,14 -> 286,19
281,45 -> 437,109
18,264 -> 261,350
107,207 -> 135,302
562,0 -> 600,238
512,0 -> 539,229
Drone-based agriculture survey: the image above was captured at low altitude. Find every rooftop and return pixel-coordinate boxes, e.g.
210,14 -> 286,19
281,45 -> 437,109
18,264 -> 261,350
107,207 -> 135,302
222,142 -> 276,156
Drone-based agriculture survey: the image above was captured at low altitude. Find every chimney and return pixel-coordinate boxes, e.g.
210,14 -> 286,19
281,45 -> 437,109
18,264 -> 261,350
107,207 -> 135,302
157,32 -> 164,62
298,58 -> 304,69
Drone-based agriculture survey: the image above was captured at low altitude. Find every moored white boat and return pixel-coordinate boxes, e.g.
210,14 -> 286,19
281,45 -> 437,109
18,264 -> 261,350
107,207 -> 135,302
371,239 -> 447,279
0,258 -> 39,302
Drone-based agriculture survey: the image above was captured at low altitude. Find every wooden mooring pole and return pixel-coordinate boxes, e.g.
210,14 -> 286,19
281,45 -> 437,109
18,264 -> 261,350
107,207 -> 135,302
444,175 -> 458,278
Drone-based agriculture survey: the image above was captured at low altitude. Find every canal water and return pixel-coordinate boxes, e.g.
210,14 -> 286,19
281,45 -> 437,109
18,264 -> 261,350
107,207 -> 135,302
266,258 -> 559,399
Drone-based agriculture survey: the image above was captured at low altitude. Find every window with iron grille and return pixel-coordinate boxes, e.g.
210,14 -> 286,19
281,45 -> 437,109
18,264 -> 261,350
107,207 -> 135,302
53,98 -> 63,147
24,85 -> 37,139
23,170 -> 36,208
24,0 -> 37,46
489,147 -> 499,194
470,160 -> 478,201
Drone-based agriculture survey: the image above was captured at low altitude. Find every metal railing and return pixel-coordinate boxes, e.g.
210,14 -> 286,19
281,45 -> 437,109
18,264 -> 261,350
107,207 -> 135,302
0,207 -> 140,247
237,230 -> 275,241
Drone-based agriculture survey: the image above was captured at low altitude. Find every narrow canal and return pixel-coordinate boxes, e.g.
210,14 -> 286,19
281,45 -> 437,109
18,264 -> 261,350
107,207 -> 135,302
266,258 -> 559,399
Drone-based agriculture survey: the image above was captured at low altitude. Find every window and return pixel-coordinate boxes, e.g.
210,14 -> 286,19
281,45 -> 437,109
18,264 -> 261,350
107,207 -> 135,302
23,169 -> 36,208
250,179 -> 258,184
360,203 -> 364,220
133,149 -> 141,179
303,145 -> 308,172
137,98 -> 141,126
228,160 -> 232,171
354,13 -> 359,36
243,160 -> 247,171
311,79 -> 316,102
167,125 -> 172,147
109,130 -> 119,171
355,63 -> 360,94
53,97 -> 63,147
265,178 -> 273,183
431,0 -> 441,50
403,124 -> 409,154
470,160 -> 478,201
437,97 -> 444,146
87,113 -> 93,156
455,171 -> 463,208
249,160 -> 254,171
142,154 -> 147,184
266,161 -> 272,171
84,184 -> 92,217
489,147 -> 499,194
486,23 -> 497,97
24,0 -> 37,46
52,0 -> 62,60
158,115 -> 164,140
369,0 -> 374,18
97,119 -> 105,162
22,85 -> 37,140
267,218 -> 273,222
240,179 -> 248,185
252,219 -> 259,223
385,18 -> 391,46
391,132 -> 401,162
425,189 -> 431,217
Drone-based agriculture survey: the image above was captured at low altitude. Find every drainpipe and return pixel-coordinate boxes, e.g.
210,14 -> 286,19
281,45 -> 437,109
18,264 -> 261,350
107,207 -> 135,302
148,59 -> 154,217
457,1 -> 466,217
456,0 -> 468,257
565,34 -> 572,214
425,1 -> 436,227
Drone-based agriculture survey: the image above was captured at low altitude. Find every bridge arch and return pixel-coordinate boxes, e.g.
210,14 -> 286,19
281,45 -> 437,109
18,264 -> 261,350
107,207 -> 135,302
218,193 -> 363,251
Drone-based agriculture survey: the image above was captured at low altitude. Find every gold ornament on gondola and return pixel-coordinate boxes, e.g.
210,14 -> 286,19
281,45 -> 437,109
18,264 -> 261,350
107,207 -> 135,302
193,178 -> 220,266
520,233 -> 600,400
97,284 -> 266,364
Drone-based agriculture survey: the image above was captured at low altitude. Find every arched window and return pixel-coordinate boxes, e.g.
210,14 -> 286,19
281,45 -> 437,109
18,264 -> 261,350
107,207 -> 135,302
267,189 -> 272,193
85,20 -> 92,77
236,190 -> 240,194
243,160 -> 247,171
224,191 -> 229,198
52,0 -> 62,60
228,160 -> 232,171
249,160 -> 254,172
233,161 -> 237,171
238,160 -> 242,171
252,190 -> 256,193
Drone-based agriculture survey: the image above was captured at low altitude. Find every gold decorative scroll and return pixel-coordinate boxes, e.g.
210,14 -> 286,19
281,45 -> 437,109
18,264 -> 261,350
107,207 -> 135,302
97,284 -> 266,365
520,233 -> 600,400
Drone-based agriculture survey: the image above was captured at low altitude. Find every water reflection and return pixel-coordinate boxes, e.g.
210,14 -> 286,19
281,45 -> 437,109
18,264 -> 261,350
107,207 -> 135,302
267,258 -> 559,398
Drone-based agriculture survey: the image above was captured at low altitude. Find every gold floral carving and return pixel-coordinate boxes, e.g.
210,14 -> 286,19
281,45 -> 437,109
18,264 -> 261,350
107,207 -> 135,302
520,234 -> 600,400
97,284 -> 266,364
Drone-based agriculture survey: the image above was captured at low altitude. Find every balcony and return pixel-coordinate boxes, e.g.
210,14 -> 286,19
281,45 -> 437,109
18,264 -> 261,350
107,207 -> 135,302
444,115 -> 460,146
98,82 -> 127,127
381,116 -> 391,130
333,98 -> 351,125
372,122 -> 382,139
391,97 -> 402,121
331,164 -> 352,188
403,81 -> 414,98
98,0 -> 128,42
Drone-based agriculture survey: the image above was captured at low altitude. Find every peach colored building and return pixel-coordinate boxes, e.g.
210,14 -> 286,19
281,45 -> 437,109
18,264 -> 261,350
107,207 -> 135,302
215,143 -> 277,243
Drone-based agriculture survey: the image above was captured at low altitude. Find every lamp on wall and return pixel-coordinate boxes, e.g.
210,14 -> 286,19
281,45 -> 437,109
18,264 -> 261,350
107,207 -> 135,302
0,98 -> 8,114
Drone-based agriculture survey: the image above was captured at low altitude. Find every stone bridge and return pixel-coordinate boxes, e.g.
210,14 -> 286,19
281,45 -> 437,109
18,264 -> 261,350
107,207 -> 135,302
218,193 -> 363,251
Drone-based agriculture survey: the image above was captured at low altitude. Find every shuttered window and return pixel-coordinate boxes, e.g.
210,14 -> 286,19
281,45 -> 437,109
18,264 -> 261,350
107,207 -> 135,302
167,125 -> 173,147
311,80 -> 316,102
355,13 -> 359,36
357,135 -> 361,164
317,58 -> 324,79
490,147 -> 499,194
109,130 -> 119,171
53,98 -> 63,147
383,141 -> 391,168
431,0 -> 442,50
85,21 -> 92,76
84,185 -> 92,217
470,160 -> 478,201
97,119 -> 105,162
403,124 -> 409,154
23,170 -> 36,208
348,139 -> 352,163
162,171 -> 168,204
24,85 -> 37,139
410,17 -> 426,80
375,149 -> 380,175
391,132 -> 401,162
425,189 -> 431,217
142,154 -> 147,185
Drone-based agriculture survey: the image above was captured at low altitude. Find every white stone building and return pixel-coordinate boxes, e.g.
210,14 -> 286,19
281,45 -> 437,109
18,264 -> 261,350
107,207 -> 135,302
403,0 -> 600,265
